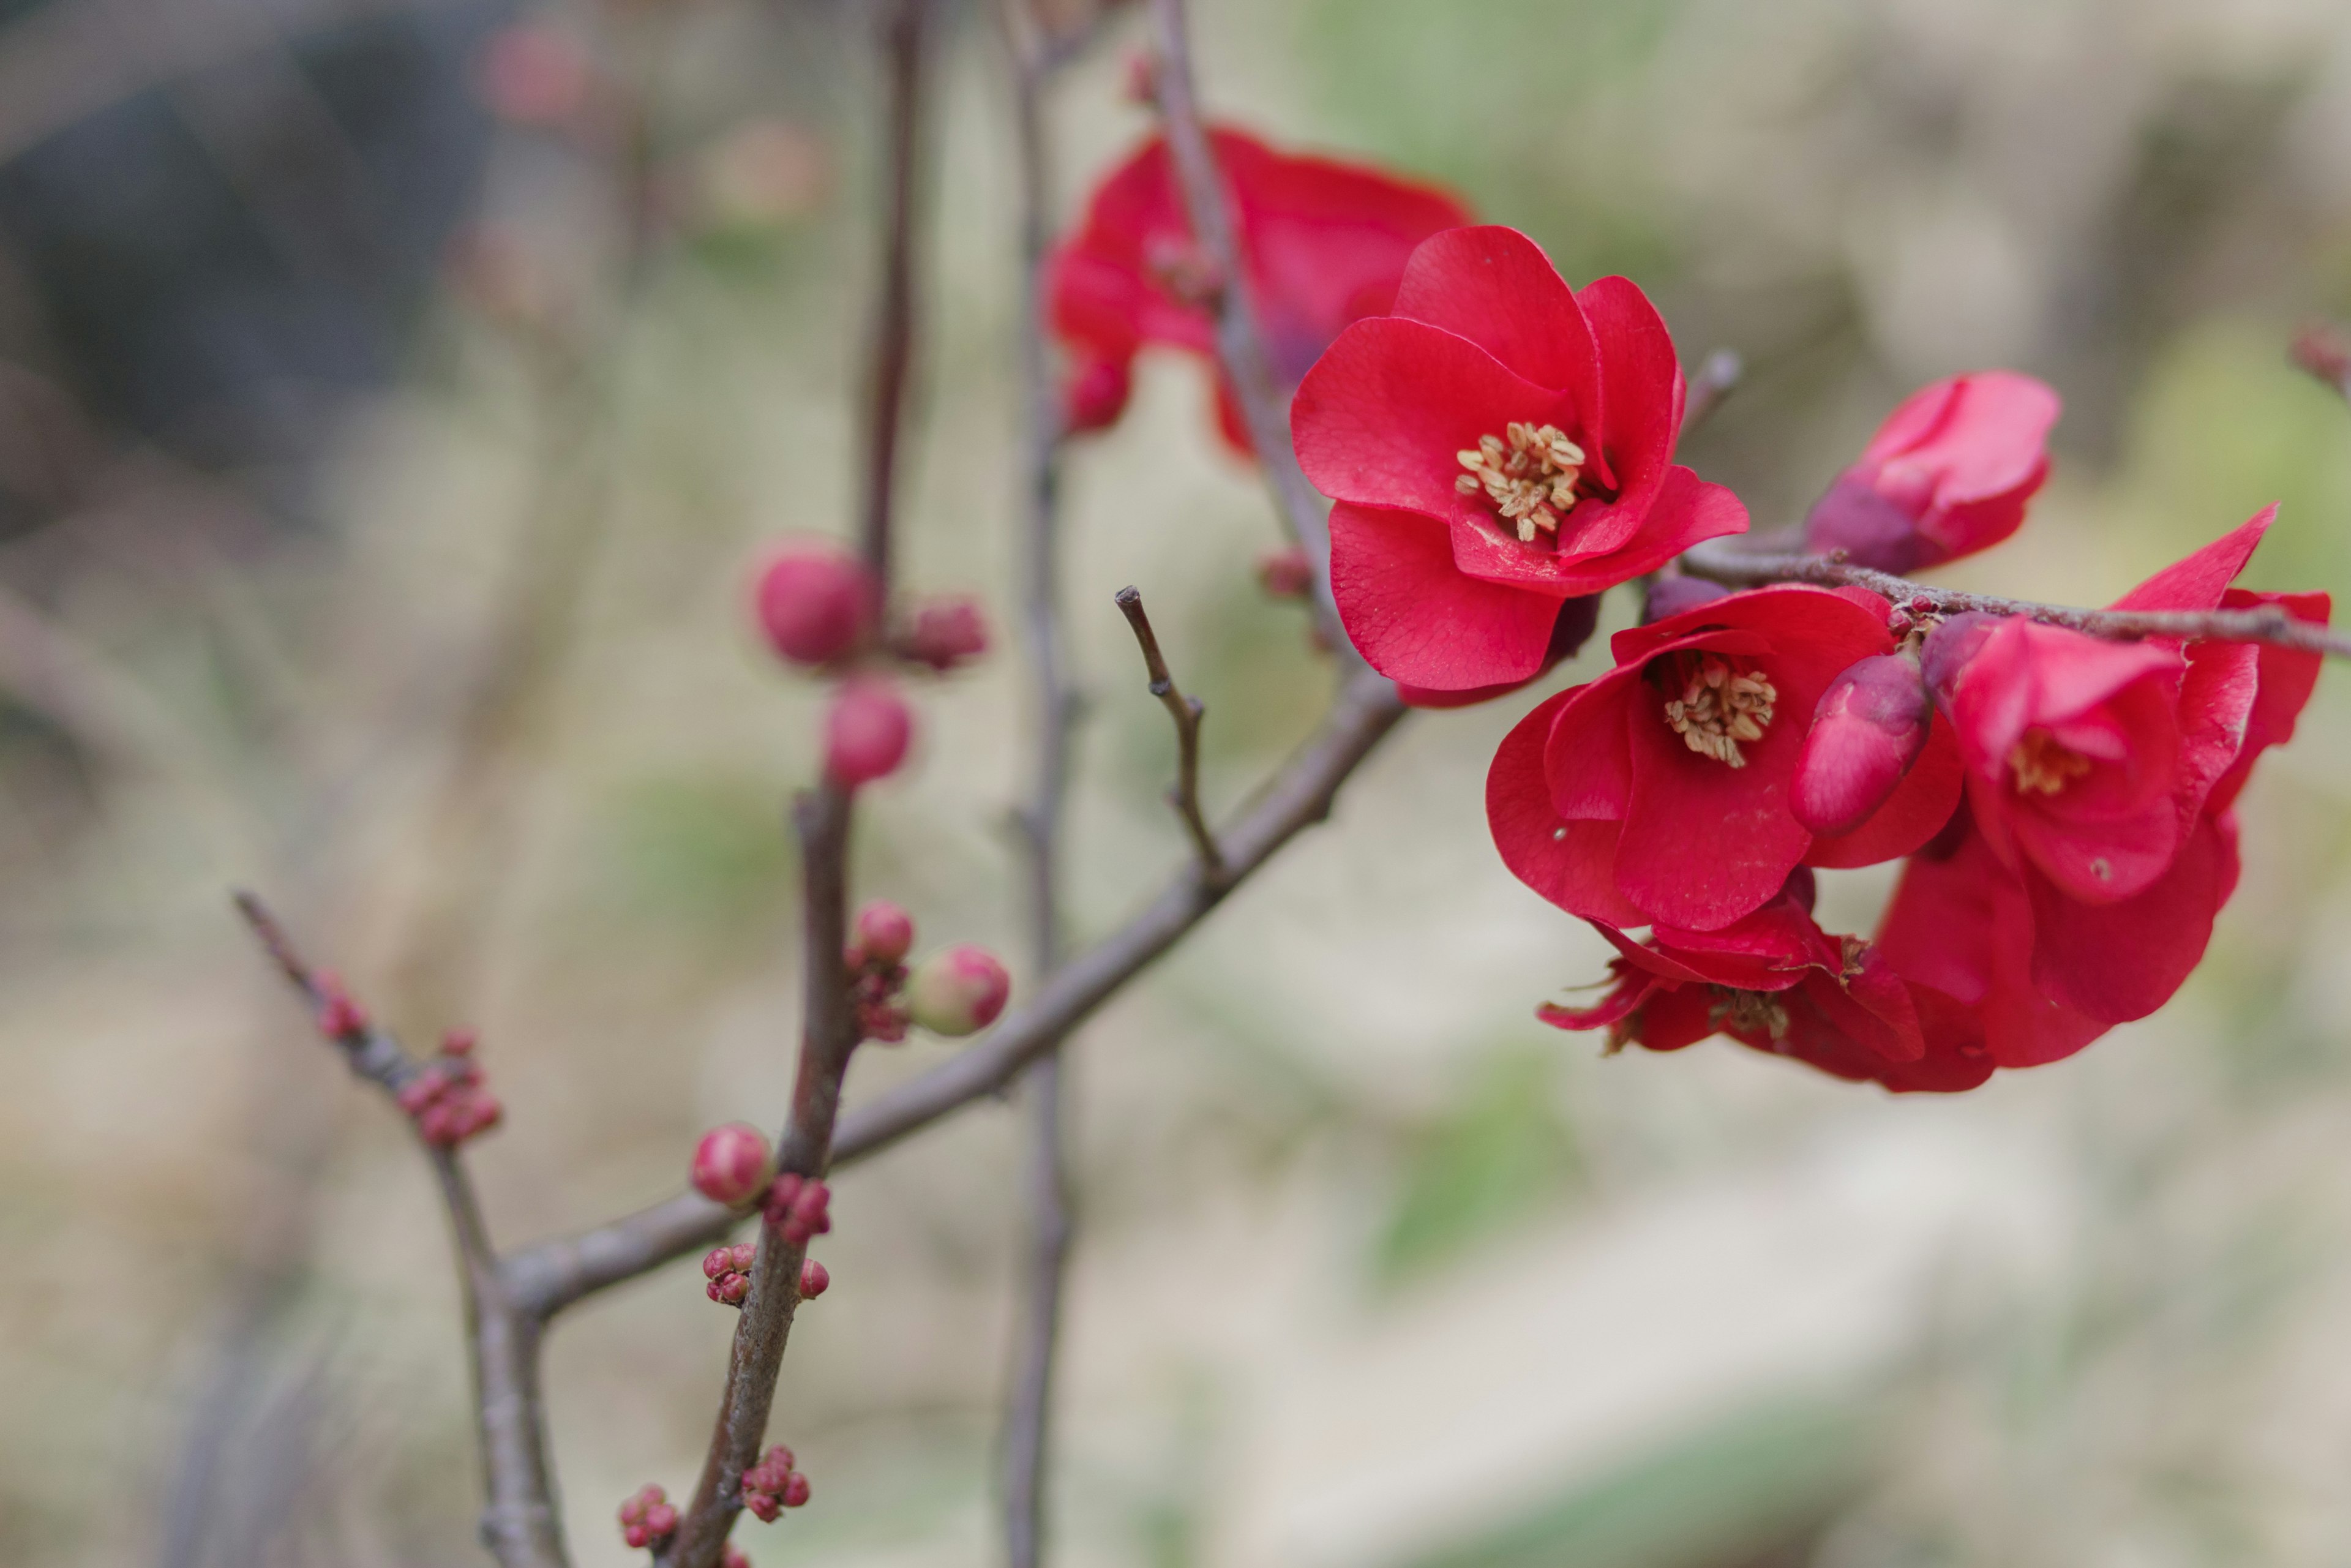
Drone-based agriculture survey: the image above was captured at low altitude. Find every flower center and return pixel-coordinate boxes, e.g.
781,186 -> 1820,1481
2008,730 -> 2091,796
1663,654 -> 1777,768
1455,422 -> 1587,543
1709,987 -> 1790,1041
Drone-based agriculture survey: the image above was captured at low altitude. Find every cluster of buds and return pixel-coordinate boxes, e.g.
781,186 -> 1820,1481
763,1173 -> 832,1247
313,972 -> 368,1039
395,1029 -> 503,1148
703,1241 -> 757,1306
617,1484 -> 678,1550
740,1446 -> 811,1521
847,900 -> 914,1042
751,540 -> 997,792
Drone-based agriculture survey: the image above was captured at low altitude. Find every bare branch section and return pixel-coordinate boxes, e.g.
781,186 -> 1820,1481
501,663 -> 1409,1313
1116,585 -> 1224,884
1678,538 -> 2351,661
1679,349 -> 1742,440
231,893 -> 566,1568
1144,0 -> 1342,641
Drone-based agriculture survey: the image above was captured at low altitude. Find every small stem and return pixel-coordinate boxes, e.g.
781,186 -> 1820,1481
1678,537 -> 2351,659
1679,348 -> 1742,441
1116,586 -> 1224,885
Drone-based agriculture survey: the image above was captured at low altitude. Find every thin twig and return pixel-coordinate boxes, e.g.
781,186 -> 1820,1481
1677,537 -> 2351,660
1144,0 -> 1345,645
1116,586 -> 1224,884
662,6 -> 931,1564
1000,7 -> 1080,1564
499,661 -> 1409,1322
230,893 -> 566,1568
1679,348 -> 1742,440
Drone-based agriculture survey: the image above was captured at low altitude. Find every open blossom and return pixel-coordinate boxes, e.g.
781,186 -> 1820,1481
1488,585 -> 1962,931
1878,507 -> 2329,1068
1538,876 -> 1995,1092
1292,227 -> 1749,693
1804,371 -> 2060,572
1049,127 -> 1470,446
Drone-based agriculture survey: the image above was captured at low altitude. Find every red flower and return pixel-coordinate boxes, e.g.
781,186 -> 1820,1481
1292,227 -> 1749,692
1880,507 -> 2330,1065
1488,585 -> 1963,931
1804,371 -> 2060,572
1537,877 -> 1989,1093
1049,127 -> 1471,447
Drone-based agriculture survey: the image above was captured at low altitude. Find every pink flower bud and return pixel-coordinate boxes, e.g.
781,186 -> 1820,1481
722,1547 -> 752,1568
624,1524 -> 651,1548
315,973 -> 369,1038
906,945 -> 1011,1037
781,1472 -> 811,1508
754,544 -> 874,666
744,1492 -> 781,1523
824,678 -> 913,787
716,1272 -> 750,1305
765,1172 -> 803,1221
644,1503 -> 678,1536
901,597 -> 989,672
1642,575 -> 1730,623
1062,356 -> 1131,435
441,1027 -> 477,1056
691,1123 -> 774,1207
1791,655 -> 1932,837
1919,611 -> 2001,707
763,1444 -> 796,1472
799,1258 -> 830,1299
1256,547 -> 1314,599
852,901 -> 915,966
477,24 -> 593,128
702,1247 -> 735,1280
729,1243 -> 757,1271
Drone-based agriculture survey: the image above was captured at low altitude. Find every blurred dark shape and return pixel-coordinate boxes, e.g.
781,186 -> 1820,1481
0,0 -> 508,536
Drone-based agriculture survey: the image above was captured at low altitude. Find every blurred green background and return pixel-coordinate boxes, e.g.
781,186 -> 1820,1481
6,0 -> 2351,1564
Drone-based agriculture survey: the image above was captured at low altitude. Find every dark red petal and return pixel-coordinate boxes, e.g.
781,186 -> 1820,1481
1537,972 -> 1654,1032
1623,985 -> 1719,1052
1329,501 -> 1565,689
1541,666 -> 1638,819
1444,465 -> 1747,597
1388,225 -> 1599,404
1293,318 -> 1577,518
1395,596 -> 1600,708
2208,588 -> 2331,812
1487,692 -> 1647,925
2025,812 -> 2233,1023
2110,504 -> 2276,613
1574,276 -> 1683,494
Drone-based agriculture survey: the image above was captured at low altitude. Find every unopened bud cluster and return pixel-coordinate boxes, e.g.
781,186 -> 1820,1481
847,900 -> 913,1042
751,541 -> 994,793
703,1241 -> 757,1305
763,1174 -> 832,1247
313,972 -> 369,1039
617,1484 -> 678,1550
395,1027 -> 502,1147
740,1445 -> 811,1521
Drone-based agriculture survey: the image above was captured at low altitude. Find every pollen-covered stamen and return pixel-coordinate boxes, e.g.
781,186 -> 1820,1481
1663,655 -> 1777,768
1709,987 -> 1790,1041
2008,729 -> 2092,795
1455,421 -> 1586,543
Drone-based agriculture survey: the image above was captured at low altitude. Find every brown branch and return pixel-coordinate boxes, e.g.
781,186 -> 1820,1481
1678,536 -> 2351,659
230,893 -> 566,1568
1144,0 -> 1343,643
499,662 -> 1409,1315
662,6 -> 932,1564
1679,348 -> 1742,440
999,7 -> 1080,1564
1116,585 -> 1224,884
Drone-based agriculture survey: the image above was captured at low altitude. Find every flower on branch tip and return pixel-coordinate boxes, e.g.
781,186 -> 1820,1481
1871,506 -> 2331,1065
763,1174 -> 831,1246
754,542 -> 876,667
618,1484 -> 678,1550
824,678 -> 913,787
1488,585 -> 1962,934
1293,226 -> 1749,696
1804,370 -> 2059,573
691,1123 -> 774,1208
906,944 -> 1010,1036
1049,126 -> 1471,453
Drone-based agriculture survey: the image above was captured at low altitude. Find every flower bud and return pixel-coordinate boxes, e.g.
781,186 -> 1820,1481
852,900 -> 915,966
722,1547 -> 752,1568
1256,547 -> 1314,600
906,945 -> 1011,1037
781,1472 -> 811,1509
691,1123 -> 774,1207
440,1026 -> 477,1056
1642,575 -> 1730,623
1919,611 -> 2001,707
901,597 -> 989,672
744,1493 -> 781,1523
755,544 -> 874,666
1790,655 -> 1932,836
799,1258 -> 830,1298
824,678 -> 912,787
477,24 -> 592,129
702,1247 -> 735,1280
1062,356 -> 1131,435
713,1272 -> 750,1305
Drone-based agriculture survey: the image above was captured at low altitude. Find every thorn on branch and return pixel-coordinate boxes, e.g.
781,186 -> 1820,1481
1114,585 -> 1226,886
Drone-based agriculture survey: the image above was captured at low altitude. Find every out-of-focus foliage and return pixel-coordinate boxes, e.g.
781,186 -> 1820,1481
6,1 -> 2351,1566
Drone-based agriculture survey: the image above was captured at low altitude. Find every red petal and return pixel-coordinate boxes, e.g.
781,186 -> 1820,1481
1575,276 -> 1683,497
1445,465 -> 1749,596
2110,504 -> 2275,613
1538,972 -> 1654,1032
2208,588 -> 2330,812
2025,812 -> 2233,1022
1487,692 -> 1647,925
1804,709 -> 1965,869
1541,666 -> 1638,819
1293,317 -> 1578,519
1329,501 -> 1564,689
1389,226 -> 1600,407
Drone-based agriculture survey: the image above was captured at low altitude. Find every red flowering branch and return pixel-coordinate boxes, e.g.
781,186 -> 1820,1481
1116,585 -> 1225,884
231,893 -> 565,1568
1678,536 -> 2351,662
1143,0 -> 1342,635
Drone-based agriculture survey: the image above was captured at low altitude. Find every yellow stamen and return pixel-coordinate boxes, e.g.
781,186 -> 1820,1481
2008,730 -> 2091,796
1709,987 -> 1790,1041
1663,655 -> 1777,768
1455,421 -> 1586,543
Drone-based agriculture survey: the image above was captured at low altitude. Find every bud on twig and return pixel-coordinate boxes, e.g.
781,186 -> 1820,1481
691,1123 -> 775,1207
824,677 -> 913,787
906,944 -> 1011,1036
1791,653 -> 1933,836
756,543 -> 876,666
